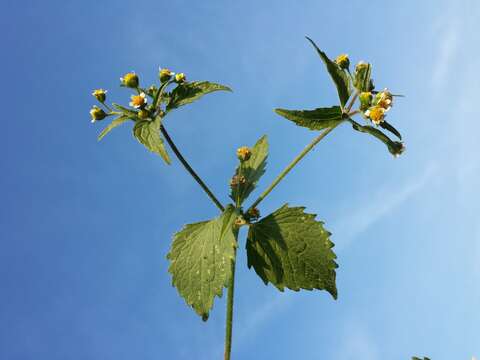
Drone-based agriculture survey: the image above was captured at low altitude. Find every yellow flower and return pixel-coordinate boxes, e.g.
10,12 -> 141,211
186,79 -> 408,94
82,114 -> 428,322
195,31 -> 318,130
364,106 -> 386,125
92,89 -> 107,102
90,106 -> 107,123
375,88 -> 393,111
236,146 -> 252,161
334,54 -> 350,69
175,73 -> 186,83
120,72 -> 139,88
129,92 -> 147,109
159,68 -> 174,83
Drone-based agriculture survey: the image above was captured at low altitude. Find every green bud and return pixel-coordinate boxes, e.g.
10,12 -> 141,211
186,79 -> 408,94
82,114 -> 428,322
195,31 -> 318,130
354,61 -> 372,92
174,73 -> 186,84
90,106 -> 108,123
236,146 -> 252,161
92,89 -> 107,103
159,68 -> 173,83
120,72 -> 139,88
138,109 -> 151,120
359,92 -> 373,111
147,85 -> 158,97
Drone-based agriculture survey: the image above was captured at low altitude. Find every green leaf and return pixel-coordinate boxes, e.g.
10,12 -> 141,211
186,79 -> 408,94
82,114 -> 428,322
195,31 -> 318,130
230,135 -> 268,206
98,115 -> 131,141
166,81 -> 232,111
275,106 -> 344,131
112,103 -> 138,117
133,117 -> 171,164
379,120 -> 402,140
167,205 -> 239,321
348,118 -> 404,157
246,204 -> 338,298
305,37 -> 351,108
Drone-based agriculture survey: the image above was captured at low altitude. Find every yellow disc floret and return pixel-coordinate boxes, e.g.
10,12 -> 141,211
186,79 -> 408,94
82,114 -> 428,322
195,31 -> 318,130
334,54 -> 350,69
175,73 -> 186,83
129,92 -> 147,109
120,72 -> 139,88
364,106 -> 386,125
92,89 -> 107,102
236,146 -> 252,161
159,68 -> 173,83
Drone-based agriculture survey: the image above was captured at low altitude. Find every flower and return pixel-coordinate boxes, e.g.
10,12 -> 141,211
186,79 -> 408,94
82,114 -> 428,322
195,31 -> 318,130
374,88 -> 393,111
90,106 -> 107,123
92,89 -> 107,102
120,72 -> 139,88
247,207 -> 260,221
334,54 -> 350,69
236,146 -> 252,161
364,106 -> 386,125
129,92 -> 147,109
159,68 -> 174,83
175,73 -> 186,83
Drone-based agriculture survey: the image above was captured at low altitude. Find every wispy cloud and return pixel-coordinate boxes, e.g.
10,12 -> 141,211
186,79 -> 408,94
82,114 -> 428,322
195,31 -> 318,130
332,163 -> 438,251
430,20 -> 459,91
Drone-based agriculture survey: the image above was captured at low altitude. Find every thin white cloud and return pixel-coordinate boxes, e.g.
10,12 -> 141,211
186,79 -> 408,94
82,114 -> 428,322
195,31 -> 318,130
430,20 -> 459,91
332,163 -> 438,251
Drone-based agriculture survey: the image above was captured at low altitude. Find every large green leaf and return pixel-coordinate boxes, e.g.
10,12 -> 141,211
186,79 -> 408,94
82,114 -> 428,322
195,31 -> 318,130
98,115 -> 131,141
166,81 -> 232,111
246,204 -> 338,298
133,117 -> 171,164
167,205 -> 239,321
348,118 -> 405,157
305,37 -> 351,108
230,135 -> 268,206
275,106 -> 344,131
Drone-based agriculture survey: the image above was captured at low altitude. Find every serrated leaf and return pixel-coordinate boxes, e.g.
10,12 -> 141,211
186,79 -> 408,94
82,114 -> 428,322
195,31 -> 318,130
275,106 -> 344,131
246,204 -> 338,298
230,135 -> 268,206
133,117 -> 171,164
98,115 -> 131,141
306,37 -> 351,108
166,81 -> 232,111
379,120 -> 402,140
348,118 -> 404,157
167,205 -> 238,320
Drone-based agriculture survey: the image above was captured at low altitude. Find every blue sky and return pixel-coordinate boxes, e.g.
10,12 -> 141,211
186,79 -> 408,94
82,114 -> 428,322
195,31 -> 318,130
1,0 -> 479,359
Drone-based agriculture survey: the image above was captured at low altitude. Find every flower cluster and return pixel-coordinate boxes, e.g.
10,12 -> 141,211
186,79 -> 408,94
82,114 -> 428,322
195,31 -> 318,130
362,89 -> 394,125
89,67 -> 188,124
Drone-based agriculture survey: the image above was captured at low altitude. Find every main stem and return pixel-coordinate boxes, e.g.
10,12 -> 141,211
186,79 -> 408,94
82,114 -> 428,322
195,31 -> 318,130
248,124 -> 340,212
160,125 -> 225,212
224,248 -> 237,360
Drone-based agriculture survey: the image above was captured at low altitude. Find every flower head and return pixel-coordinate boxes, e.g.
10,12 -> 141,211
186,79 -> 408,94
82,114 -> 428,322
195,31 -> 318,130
246,207 -> 260,221
90,106 -> 107,123
175,73 -> 186,83
334,54 -> 350,69
374,88 -> 393,111
129,92 -> 147,109
120,72 -> 139,88
92,89 -> 107,102
364,106 -> 386,125
237,146 -> 252,161
159,68 -> 174,83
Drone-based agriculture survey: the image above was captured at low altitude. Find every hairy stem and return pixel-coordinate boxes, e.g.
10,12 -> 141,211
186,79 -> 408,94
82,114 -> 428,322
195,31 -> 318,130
160,124 -> 225,212
224,248 -> 237,360
248,124 -> 340,212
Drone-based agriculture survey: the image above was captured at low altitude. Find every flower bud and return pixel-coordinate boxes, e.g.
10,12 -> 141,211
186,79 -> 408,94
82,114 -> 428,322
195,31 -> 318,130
147,85 -> 158,97
129,92 -> 148,109
354,61 -> 372,92
334,54 -> 350,69
175,73 -> 186,83
120,72 -> 139,88
359,92 -> 373,111
391,142 -> 405,158
237,146 -> 252,161
159,68 -> 173,83
92,89 -> 107,103
90,106 -> 108,123
138,109 -> 151,120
